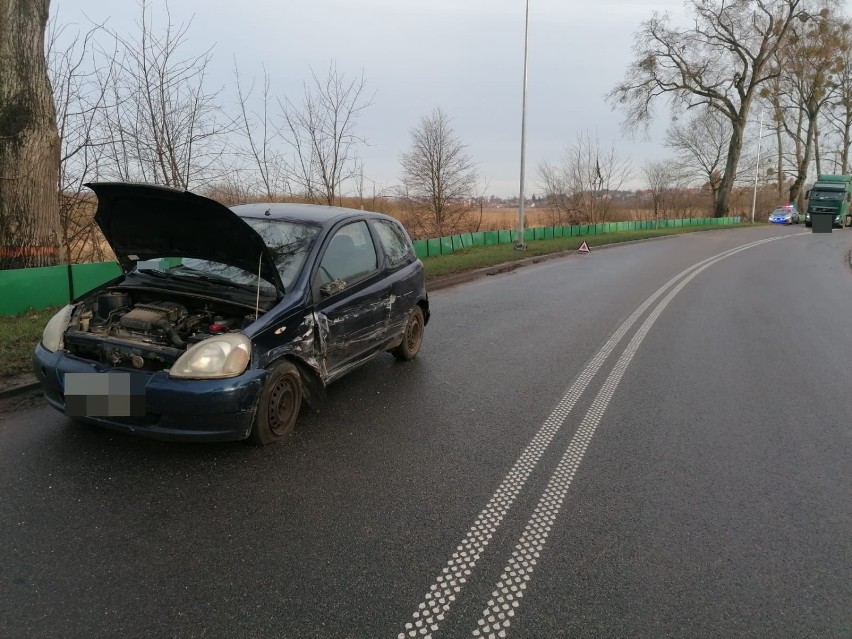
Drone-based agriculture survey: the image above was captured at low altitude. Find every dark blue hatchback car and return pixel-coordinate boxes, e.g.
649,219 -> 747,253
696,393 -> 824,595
33,183 -> 429,443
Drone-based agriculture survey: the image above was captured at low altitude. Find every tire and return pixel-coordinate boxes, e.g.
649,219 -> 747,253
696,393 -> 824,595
248,360 -> 302,444
392,305 -> 425,361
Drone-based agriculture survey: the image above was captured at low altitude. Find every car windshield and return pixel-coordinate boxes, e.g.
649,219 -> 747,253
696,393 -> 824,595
772,209 -> 792,215
243,218 -> 321,289
133,219 -> 320,295
810,190 -> 844,201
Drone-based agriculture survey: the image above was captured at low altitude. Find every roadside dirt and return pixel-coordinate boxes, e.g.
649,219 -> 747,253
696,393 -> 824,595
0,388 -> 44,417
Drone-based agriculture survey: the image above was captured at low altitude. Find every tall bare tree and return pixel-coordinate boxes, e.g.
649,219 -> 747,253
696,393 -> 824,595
0,0 -> 62,269
643,159 -> 684,221
99,0 -> 227,190
233,62 -> 289,200
774,6 -> 846,207
399,107 -> 479,237
665,107 -> 730,210
280,63 -> 371,205
538,132 -> 632,225
47,18 -> 116,263
609,0 -> 816,218
821,19 -> 852,173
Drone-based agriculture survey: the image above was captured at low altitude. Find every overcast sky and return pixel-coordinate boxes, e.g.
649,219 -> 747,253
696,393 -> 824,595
52,0 -> 692,196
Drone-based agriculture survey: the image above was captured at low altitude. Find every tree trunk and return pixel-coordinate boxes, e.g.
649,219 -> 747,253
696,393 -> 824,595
789,109 -> 818,209
715,117 -> 746,219
0,0 -> 61,269
776,124 -> 784,197
814,123 -> 822,176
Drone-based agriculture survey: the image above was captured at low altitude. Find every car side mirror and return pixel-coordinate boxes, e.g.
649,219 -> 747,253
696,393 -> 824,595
320,279 -> 346,297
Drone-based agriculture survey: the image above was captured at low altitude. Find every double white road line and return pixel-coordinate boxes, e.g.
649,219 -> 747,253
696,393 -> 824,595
399,234 -> 799,639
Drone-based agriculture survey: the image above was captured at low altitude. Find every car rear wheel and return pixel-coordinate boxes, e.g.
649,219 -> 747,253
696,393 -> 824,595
248,360 -> 302,444
392,306 -> 425,361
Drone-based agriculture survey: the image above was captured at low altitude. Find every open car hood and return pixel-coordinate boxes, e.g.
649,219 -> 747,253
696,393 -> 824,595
87,183 -> 284,297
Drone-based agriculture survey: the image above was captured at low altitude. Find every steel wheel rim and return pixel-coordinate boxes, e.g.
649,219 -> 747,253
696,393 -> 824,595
406,312 -> 423,352
268,375 -> 298,436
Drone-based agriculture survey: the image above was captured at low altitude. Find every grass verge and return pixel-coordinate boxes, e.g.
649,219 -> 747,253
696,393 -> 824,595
0,307 -> 57,380
423,223 -> 751,279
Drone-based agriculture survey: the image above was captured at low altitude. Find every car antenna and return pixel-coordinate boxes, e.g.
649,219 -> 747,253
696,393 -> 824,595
255,252 -> 262,320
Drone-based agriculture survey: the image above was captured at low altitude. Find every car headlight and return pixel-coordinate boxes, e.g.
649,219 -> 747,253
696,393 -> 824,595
41,305 -> 74,353
169,334 -> 251,379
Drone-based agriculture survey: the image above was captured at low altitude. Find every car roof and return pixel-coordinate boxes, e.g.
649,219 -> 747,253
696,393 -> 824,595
230,202 -> 397,226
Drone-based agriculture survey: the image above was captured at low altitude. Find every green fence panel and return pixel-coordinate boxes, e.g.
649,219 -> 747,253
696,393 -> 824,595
472,232 -> 485,246
460,233 -> 474,248
1,265 -> 71,315
531,227 -> 543,240
440,236 -> 454,254
524,228 -> 534,241
159,257 -> 183,269
426,238 -> 441,256
564,225 -> 574,237
485,231 -> 499,246
451,235 -> 464,251
498,230 -> 512,244
553,226 -> 563,238
542,226 -> 552,239
595,224 -> 605,234
72,262 -> 123,298
511,230 -> 520,242
413,240 -> 428,259
579,225 -> 589,235
0,261 -> 124,316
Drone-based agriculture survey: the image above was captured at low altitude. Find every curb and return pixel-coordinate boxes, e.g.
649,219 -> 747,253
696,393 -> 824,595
0,375 -> 40,400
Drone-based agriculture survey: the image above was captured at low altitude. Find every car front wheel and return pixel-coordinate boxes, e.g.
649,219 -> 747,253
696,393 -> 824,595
249,360 -> 302,444
392,306 -> 425,361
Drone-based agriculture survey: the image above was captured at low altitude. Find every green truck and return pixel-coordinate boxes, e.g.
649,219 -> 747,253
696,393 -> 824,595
805,174 -> 852,228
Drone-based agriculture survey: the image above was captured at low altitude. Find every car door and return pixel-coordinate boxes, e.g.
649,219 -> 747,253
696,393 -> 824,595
371,218 -> 420,338
312,220 -> 390,376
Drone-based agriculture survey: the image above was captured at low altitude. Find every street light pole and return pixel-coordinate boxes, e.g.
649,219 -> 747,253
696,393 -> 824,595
516,0 -> 530,249
751,106 -> 764,224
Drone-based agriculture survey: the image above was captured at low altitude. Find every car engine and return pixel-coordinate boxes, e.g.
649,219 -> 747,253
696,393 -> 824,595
63,290 -> 246,370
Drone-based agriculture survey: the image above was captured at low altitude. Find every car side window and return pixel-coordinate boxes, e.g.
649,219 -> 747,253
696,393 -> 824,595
374,220 -> 414,267
318,221 -> 378,290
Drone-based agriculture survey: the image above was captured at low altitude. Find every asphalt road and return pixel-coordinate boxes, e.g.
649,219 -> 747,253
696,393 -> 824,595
1,224 -> 850,638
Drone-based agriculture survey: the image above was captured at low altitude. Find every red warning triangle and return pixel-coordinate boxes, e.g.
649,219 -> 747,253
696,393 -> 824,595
578,241 -> 590,253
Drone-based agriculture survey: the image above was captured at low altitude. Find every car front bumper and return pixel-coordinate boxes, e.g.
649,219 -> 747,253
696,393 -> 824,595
33,342 -> 267,442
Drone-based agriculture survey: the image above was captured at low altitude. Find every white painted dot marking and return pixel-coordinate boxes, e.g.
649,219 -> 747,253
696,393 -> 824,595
397,235 -> 793,639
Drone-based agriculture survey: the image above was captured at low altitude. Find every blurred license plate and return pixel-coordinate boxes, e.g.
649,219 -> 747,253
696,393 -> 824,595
64,372 -> 146,417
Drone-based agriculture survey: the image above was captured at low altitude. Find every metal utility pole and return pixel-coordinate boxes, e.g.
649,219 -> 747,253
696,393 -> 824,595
516,0 -> 530,249
751,107 -> 764,224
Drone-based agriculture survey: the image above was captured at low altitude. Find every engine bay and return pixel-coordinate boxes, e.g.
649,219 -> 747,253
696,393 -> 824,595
63,289 -> 253,371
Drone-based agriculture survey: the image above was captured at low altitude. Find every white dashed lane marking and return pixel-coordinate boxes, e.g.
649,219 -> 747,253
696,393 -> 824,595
398,236 -> 784,639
